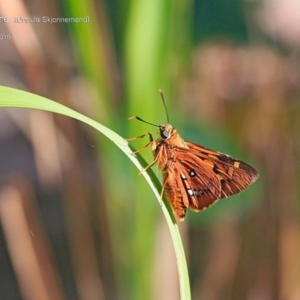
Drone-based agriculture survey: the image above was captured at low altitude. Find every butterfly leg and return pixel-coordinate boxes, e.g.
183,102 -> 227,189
125,132 -> 153,142
126,130 -> 159,174
126,131 -> 157,155
132,142 -> 153,155
159,180 -> 168,206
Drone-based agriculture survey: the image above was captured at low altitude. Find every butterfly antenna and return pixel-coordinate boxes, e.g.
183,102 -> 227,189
128,116 -> 159,127
159,89 -> 170,123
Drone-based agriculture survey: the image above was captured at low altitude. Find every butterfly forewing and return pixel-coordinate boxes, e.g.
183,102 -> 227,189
178,157 -> 221,209
185,141 -> 259,198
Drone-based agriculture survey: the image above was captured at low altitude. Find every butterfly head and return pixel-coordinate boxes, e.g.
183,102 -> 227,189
158,124 -> 176,140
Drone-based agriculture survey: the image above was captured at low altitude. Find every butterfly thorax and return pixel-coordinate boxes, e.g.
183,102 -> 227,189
153,124 -> 188,170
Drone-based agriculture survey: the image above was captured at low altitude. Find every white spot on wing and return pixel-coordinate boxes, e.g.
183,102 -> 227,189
187,189 -> 193,196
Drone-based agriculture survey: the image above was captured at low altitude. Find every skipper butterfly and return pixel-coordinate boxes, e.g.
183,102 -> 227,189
128,91 -> 259,221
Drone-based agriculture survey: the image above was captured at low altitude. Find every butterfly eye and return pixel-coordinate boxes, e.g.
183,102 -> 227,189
160,128 -> 171,139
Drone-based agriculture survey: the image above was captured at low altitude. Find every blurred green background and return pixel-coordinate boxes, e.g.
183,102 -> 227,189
0,0 -> 300,299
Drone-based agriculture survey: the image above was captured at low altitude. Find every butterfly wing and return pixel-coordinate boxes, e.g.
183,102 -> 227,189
162,151 -> 222,220
185,141 -> 259,198
163,143 -> 258,221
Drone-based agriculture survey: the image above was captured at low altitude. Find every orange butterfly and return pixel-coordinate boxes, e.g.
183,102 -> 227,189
128,91 -> 259,221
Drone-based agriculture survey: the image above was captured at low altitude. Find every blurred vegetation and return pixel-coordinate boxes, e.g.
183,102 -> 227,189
0,0 -> 300,300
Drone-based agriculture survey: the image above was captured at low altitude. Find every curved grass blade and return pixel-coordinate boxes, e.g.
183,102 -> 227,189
0,85 -> 191,300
